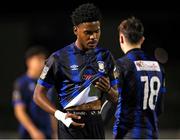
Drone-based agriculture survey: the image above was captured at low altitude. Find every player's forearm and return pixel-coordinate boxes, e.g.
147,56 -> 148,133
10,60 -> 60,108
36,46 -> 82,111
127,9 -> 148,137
107,87 -> 118,103
14,105 -> 39,134
50,115 -> 58,138
33,84 -> 57,115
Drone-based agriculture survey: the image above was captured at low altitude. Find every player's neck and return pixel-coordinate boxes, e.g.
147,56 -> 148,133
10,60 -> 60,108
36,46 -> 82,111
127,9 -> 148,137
124,44 -> 141,54
75,40 -> 89,51
75,40 -> 82,50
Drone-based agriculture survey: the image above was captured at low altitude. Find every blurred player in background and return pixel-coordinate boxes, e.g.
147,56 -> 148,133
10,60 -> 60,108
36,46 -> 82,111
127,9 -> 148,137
12,46 -> 57,139
113,17 -> 166,139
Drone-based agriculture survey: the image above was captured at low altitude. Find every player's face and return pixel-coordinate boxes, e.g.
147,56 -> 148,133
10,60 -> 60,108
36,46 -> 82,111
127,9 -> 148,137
74,21 -> 101,51
27,54 -> 46,76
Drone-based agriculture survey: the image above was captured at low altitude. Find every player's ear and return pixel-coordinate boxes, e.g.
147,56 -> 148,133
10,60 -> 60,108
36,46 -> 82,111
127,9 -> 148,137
140,36 -> 145,45
73,26 -> 77,35
120,33 -> 124,44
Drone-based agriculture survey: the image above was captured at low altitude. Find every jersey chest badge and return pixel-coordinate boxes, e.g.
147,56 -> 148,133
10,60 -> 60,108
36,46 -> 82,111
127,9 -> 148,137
97,61 -> 105,73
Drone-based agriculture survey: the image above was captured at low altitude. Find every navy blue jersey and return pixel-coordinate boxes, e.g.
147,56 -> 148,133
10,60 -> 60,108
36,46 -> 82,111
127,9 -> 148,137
38,43 -> 118,109
113,48 -> 166,139
12,74 -> 52,138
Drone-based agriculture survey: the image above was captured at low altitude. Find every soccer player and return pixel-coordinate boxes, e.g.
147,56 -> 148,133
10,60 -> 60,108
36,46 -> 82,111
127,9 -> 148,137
113,16 -> 166,139
12,46 -> 57,139
33,3 -> 119,139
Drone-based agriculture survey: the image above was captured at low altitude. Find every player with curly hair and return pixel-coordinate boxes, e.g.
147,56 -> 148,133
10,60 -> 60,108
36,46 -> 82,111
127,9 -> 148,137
33,3 -> 119,139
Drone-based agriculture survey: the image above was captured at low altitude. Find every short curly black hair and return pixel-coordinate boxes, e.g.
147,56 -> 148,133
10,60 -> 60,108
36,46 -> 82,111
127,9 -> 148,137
118,16 -> 144,44
71,3 -> 102,26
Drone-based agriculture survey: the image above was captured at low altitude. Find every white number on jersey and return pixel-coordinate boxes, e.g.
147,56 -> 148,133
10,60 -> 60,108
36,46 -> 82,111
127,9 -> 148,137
141,76 -> 161,110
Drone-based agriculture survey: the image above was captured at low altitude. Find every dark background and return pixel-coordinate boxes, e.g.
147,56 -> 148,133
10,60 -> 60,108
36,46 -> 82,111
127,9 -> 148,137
0,0 -> 180,138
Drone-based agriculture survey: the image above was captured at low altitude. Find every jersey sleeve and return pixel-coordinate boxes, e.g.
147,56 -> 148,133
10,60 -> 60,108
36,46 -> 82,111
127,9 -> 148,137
115,58 -> 125,95
160,66 -> 166,94
12,80 -> 25,106
37,54 -> 56,89
155,65 -> 166,116
107,52 -> 122,95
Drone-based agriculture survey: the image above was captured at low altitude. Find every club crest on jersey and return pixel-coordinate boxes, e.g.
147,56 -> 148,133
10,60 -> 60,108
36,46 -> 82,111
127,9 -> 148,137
97,61 -> 105,73
70,64 -> 79,70
40,65 -> 49,79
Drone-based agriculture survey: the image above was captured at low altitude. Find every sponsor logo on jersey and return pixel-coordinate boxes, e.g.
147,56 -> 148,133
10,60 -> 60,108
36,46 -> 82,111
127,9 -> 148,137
97,61 -> 105,73
134,60 -> 160,71
83,74 -> 93,80
82,67 -> 96,80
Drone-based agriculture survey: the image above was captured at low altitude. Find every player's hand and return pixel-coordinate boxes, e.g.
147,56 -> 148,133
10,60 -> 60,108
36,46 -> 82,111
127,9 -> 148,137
66,113 -> 85,128
54,110 -> 85,128
51,132 -> 58,139
95,76 -> 111,93
30,129 -> 46,139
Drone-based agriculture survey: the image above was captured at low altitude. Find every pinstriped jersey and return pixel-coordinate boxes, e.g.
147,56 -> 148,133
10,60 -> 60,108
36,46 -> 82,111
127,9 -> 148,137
38,43 -> 118,109
113,48 -> 166,139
